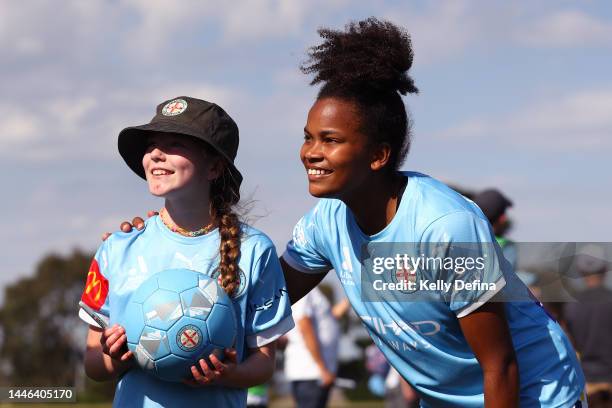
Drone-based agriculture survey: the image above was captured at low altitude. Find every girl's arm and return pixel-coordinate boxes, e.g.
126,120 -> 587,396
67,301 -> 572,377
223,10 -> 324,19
84,325 -> 134,382
186,342 -> 277,388
458,302 -> 519,408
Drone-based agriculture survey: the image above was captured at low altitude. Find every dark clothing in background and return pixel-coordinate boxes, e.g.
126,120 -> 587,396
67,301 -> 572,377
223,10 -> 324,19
564,286 -> 612,382
291,380 -> 331,408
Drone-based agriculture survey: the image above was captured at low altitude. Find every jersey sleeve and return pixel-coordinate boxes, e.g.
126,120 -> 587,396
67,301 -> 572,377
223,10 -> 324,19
420,211 -> 507,318
245,243 -> 295,348
282,204 -> 333,274
78,240 -> 111,328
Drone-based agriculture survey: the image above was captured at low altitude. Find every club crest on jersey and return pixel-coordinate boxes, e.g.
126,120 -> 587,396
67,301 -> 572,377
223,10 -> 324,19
177,325 -> 202,351
162,99 -> 188,116
81,259 -> 109,310
212,267 -> 247,299
392,265 -> 417,293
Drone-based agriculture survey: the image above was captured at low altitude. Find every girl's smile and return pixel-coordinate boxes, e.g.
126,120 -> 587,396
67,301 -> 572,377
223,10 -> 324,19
150,168 -> 174,176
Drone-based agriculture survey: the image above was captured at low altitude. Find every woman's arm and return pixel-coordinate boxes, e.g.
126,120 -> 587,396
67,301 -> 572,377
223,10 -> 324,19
84,325 -> 134,382
458,302 -> 519,408
186,343 -> 277,388
280,258 -> 327,304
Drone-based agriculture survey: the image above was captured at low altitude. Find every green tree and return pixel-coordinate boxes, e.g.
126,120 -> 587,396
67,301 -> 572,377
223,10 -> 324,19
0,249 -> 114,400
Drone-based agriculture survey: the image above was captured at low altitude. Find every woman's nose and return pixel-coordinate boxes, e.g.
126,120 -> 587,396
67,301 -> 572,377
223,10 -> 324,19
303,141 -> 323,161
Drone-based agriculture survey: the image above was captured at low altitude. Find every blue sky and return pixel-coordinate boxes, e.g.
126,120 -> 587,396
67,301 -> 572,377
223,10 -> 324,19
1,0 -> 611,298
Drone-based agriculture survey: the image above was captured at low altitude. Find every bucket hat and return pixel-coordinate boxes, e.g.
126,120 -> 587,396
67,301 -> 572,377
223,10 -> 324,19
118,96 -> 242,189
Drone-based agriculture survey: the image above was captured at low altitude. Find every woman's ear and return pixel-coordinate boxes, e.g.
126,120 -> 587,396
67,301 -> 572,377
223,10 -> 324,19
370,143 -> 392,171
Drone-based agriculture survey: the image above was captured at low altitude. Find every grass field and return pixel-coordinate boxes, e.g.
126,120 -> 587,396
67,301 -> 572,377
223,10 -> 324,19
0,399 -> 384,407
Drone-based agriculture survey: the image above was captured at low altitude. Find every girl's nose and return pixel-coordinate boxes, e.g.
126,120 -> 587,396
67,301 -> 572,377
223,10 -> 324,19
149,146 -> 165,161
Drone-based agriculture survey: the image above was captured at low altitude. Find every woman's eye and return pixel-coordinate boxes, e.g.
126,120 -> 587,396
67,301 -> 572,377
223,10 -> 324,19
303,134 -> 312,141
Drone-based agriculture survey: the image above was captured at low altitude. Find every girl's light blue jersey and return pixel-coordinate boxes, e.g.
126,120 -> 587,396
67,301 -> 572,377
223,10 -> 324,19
80,215 -> 294,408
283,171 -> 584,408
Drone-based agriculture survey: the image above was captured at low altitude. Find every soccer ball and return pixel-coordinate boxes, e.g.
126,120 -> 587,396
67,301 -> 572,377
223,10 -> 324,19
122,268 -> 237,382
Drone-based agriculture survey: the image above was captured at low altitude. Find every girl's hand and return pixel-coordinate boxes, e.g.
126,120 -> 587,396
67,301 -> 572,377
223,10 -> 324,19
183,348 -> 238,387
100,324 -> 133,362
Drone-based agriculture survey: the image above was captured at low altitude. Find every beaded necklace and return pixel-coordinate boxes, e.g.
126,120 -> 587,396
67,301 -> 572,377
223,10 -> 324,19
160,207 -> 215,237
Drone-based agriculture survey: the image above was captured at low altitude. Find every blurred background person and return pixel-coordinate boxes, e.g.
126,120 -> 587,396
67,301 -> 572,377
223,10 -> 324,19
284,287 -> 349,408
515,270 -> 542,300
473,188 -> 517,270
365,342 -> 390,399
384,368 -> 419,408
365,344 -> 419,408
246,384 -> 269,408
563,245 -> 612,407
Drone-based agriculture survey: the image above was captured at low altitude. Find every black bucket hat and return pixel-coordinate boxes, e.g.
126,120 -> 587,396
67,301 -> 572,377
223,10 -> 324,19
118,96 -> 242,190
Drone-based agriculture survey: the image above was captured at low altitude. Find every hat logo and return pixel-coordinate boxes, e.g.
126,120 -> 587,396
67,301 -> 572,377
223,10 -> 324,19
162,99 -> 188,116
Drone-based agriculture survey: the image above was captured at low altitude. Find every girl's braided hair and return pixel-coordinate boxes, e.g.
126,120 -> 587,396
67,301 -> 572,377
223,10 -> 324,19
301,18 -> 419,171
207,152 -> 242,297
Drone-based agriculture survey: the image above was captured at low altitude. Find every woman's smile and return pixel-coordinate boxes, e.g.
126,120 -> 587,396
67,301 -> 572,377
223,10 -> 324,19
306,167 -> 333,180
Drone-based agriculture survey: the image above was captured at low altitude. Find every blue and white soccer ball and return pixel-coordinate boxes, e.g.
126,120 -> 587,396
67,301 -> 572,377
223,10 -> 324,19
122,268 -> 237,382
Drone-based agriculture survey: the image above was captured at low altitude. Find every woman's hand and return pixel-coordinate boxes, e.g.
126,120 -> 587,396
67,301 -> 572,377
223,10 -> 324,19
101,211 -> 158,241
183,348 -> 238,387
100,324 -> 133,362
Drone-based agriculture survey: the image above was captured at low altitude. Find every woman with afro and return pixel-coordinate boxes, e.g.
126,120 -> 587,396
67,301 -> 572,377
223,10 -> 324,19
281,18 -> 586,407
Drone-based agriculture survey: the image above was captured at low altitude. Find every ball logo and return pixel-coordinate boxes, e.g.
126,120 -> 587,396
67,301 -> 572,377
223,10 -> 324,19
162,99 -> 188,116
177,325 -> 202,351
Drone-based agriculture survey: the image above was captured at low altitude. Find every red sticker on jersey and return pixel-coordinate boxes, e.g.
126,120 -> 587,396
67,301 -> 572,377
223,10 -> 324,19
81,259 -> 109,311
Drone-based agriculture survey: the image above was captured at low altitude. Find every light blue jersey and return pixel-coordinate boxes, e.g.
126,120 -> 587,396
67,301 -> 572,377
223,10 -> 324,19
80,215 -> 294,408
283,172 -> 584,407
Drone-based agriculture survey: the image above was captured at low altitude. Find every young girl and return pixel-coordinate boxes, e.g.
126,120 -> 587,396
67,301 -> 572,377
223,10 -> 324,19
80,96 -> 294,407
279,19 -> 586,407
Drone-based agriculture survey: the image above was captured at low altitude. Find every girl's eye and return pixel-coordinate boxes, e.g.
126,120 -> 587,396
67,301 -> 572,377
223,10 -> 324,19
303,134 -> 312,141
166,141 -> 187,150
324,137 -> 338,143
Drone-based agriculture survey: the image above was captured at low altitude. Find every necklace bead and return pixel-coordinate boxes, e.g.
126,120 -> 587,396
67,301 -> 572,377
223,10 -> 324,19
160,208 -> 214,237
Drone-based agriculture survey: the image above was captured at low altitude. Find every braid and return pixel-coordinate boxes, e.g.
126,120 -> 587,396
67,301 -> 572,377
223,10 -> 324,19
210,165 -> 242,297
